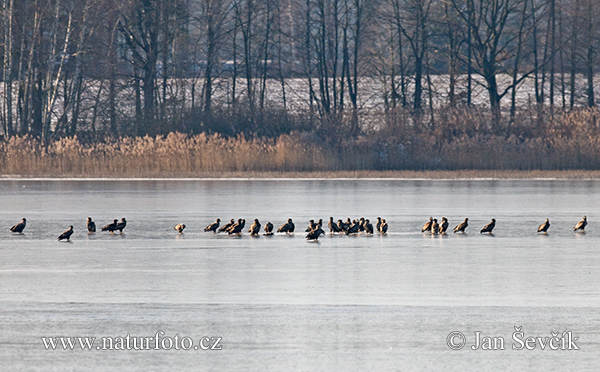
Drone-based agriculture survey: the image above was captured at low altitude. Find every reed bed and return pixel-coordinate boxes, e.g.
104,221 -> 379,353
2,108 -> 600,177
0,132 -> 337,177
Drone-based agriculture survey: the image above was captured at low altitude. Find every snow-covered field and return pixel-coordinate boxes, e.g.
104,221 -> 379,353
0,73 -> 598,134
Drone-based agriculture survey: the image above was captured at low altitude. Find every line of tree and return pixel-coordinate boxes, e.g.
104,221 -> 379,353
0,0 -> 599,142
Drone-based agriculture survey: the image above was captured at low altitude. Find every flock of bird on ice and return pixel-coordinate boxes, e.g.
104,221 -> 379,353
7,215 -> 589,242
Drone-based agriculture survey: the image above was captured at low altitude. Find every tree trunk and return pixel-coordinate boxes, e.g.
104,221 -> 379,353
3,0 -> 14,138
241,0 -> 255,117
259,0 -> 272,112
549,0 -> 556,109
203,1 -> 217,123
569,0 -> 579,109
445,2 -> 456,107
586,0 -> 594,107
483,59 -> 502,126
466,0 -> 473,106
510,0 -> 529,123
142,26 -> 157,134
42,0 -> 73,141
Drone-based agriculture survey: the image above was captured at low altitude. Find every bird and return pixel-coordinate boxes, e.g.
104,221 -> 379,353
305,219 -> 316,232
337,219 -> 347,233
422,217 -> 433,233
439,217 -> 449,234
480,219 -> 496,234
364,219 -> 374,235
264,221 -> 274,235
248,219 -> 261,236
225,219 -> 239,234
175,224 -> 186,234
316,219 -> 323,229
58,226 -> 74,241
102,219 -> 119,233
204,218 -> 221,233
431,219 -> 439,235
228,219 -> 245,235
344,218 -> 352,231
116,218 -> 127,233
376,217 -> 382,233
86,217 -> 96,233
277,218 -> 295,233
537,218 -> 550,234
380,219 -> 388,234
358,217 -> 366,232
574,216 -> 587,232
453,218 -> 468,233
346,220 -> 360,235
218,219 -> 235,233
328,217 -> 342,234
306,227 -> 325,241
10,218 -> 26,233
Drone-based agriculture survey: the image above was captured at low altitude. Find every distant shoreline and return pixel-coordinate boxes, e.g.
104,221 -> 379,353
3,170 -> 600,180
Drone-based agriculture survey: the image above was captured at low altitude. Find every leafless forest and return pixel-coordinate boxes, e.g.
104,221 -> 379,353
1,0 -> 600,173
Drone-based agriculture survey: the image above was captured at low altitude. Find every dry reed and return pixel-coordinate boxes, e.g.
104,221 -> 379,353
2,108 -> 600,177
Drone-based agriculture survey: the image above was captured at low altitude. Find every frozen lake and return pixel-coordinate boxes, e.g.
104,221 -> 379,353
1,179 -> 600,370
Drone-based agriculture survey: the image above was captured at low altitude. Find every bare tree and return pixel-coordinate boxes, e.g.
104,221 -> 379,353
509,0 -> 530,122
341,0 -> 374,134
391,0 -> 432,118
583,0 -> 597,107
452,0 -> 527,126
118,0 -> 160,134
234,0 -> 256,117
196,0 -> 228,122
41,0 -> 75,141
2,0 -> 14,138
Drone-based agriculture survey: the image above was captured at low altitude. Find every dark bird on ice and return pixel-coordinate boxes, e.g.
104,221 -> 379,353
248,219 -> 261,236
316,219 -> 323,229
376,217 -> 382,233
204,218 -> 221,233
116,218 -> 127,233
344,218 -> 352,231
337,219 -> 347,233
10,218 -> 26,233
58,226 -> 74,241
277,218 -> 295,233
422,217 -> 433,233
537,218 -> 550,234
358,218 -> 366,232
346,220 -> 360,235
574,216 -> 587,232
364,219 -> 374,235
328,217 -> 342,234
306,227 -> 325,241
380,219 -> 388,234
453,218 -> 468,233
264,221 -> 274,235
228,219 -> 245,235
305,219 -> 316,232
86,217 -> 96,233
480,219 -> 496,234
439,217 -> 449,234
175,224 -> 186,234
102,219 -> 119,233
431,219 -> 440,235
218,219 -> 235,233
